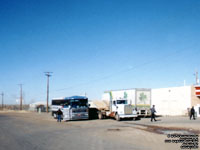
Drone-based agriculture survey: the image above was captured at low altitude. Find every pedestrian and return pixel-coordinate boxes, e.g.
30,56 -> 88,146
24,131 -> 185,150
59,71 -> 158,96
150,105 -> 157,122
57,108 -> 63,122
190,106 -> 196,120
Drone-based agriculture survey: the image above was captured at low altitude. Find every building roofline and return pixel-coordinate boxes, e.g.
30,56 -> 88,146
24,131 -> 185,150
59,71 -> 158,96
104,88 -> 151,93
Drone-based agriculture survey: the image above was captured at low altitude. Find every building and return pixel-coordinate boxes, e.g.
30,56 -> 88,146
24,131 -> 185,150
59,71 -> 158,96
101,85 -> 200,117
29,101 -> 47,112
152,85 -> 200,117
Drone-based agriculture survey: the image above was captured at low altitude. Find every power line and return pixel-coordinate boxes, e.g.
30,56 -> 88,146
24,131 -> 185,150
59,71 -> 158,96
53,46 -> 198,92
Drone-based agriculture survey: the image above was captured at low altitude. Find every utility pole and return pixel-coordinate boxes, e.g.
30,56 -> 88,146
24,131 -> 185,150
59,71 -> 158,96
195,71 -> 199,85
45,72 -> 53,113
0,92 -> 4,110
19,84 -> 23,110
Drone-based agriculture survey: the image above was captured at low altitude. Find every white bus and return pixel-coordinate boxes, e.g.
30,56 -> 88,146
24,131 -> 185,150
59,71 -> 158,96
51,96 -> 89,121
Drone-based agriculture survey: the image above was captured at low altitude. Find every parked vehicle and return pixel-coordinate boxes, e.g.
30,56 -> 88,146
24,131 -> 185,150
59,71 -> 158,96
102,88 -> 152,117
51,96 -> 89,121
90,98 -> 138,121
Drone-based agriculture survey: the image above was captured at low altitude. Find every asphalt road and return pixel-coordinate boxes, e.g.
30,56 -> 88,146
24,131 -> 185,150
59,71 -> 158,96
0,111 -> 199,150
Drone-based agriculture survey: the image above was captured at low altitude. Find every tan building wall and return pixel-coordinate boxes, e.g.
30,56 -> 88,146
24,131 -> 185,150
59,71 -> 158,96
152,86 -> 191,116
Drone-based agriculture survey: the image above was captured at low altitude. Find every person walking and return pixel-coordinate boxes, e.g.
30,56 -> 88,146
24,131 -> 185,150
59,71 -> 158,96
190,106 -> 196,120
150,105 -> 157,122
57,108 -> 63,122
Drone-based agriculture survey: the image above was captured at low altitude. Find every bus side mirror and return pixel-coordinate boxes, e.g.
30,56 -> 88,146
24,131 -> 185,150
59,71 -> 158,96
88,104 -> 91,107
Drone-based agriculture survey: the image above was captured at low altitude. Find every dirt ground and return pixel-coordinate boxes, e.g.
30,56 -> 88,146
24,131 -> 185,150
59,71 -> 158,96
0,111 -> 199,150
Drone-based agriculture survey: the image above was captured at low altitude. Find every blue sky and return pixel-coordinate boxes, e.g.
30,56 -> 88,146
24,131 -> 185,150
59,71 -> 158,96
0,0 -> 200,104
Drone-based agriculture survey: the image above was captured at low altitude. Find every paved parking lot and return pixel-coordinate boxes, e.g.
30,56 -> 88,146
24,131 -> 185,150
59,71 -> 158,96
0,111 -> 199,150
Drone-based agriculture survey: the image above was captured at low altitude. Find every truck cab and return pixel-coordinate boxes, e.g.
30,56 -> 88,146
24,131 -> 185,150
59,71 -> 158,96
112,99 -> 127,112
111,99 -> 138,121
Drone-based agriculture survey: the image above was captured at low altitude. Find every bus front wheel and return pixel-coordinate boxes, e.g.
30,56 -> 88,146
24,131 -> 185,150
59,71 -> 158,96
115,114 -> 120,121
98,112 -> 103,119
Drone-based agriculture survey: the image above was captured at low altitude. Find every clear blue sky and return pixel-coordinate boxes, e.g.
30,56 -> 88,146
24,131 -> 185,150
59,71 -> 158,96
0,0 -> 200,104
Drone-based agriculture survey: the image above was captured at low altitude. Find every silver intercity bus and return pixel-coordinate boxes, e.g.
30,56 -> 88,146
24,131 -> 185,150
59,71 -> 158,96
51,96 -> 89,121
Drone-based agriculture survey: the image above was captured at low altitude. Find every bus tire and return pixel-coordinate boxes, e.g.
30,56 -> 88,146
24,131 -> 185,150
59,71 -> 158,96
53,113 -> 57,119
115,113 -> 120,121
98,112 -> 103,119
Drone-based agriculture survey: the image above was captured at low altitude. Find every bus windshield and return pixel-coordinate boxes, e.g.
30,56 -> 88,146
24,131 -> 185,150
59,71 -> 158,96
117,100 -> 127,104
70,99 -> 88,108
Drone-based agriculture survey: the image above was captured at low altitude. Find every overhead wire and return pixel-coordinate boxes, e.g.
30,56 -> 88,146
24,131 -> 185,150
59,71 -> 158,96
52,44 -> 199,93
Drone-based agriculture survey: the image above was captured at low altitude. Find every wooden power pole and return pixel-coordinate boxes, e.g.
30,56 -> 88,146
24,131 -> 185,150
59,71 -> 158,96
1,92 -> 4,110
45,72 -> 53,113
19,84 -> 23,110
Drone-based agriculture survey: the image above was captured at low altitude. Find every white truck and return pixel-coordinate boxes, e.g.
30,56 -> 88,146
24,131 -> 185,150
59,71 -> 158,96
90,98 -> 138,121
102,88 -> 152,117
